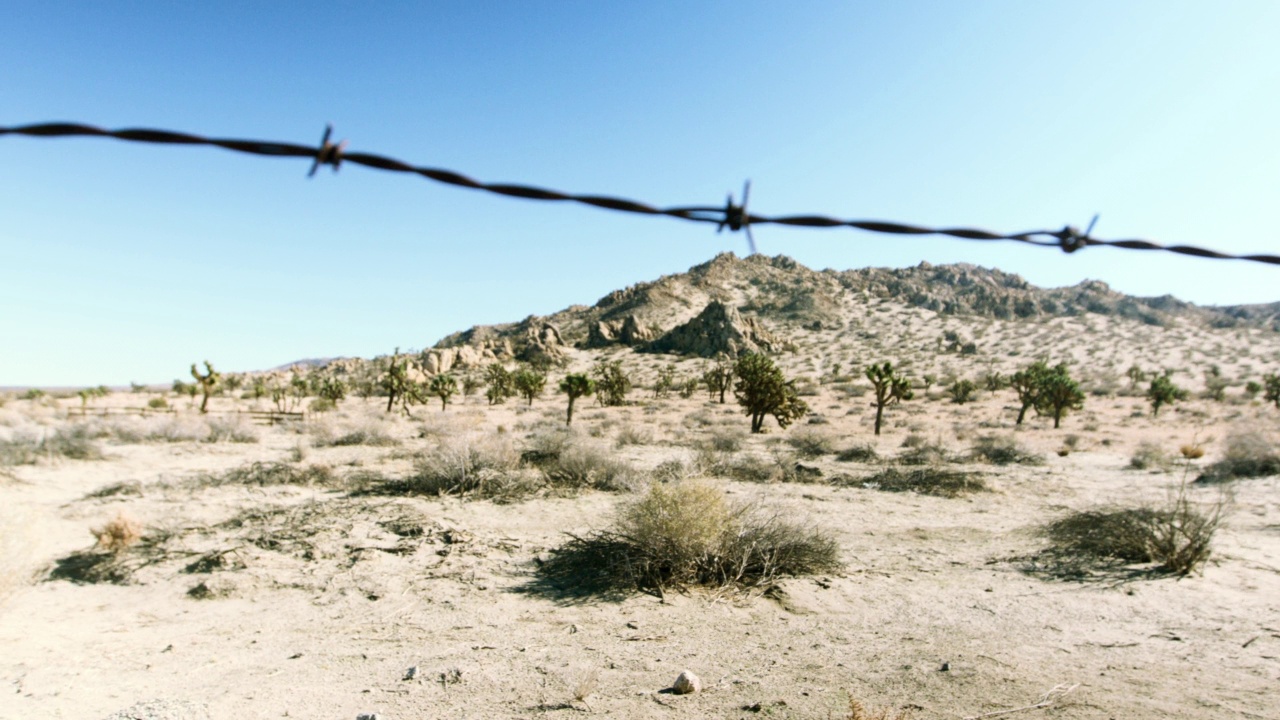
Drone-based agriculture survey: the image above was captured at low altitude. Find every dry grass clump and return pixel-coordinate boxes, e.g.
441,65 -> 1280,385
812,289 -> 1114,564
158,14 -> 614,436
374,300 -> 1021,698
702,427 -> 746,452
968,435 -> 1043,466
1179,444 -> 1205,460
396,435 -> 533,498
536,479 -> 840,597
310,419 -> 399,447
896,439 -> 951,466
695,448 -> 777,483
835,443 -> 878,462
195,461 -> 340,489
614,424 -> 655,447
0,425 -> 103,465
543,442 -> 642,492
205,417 -> 260,443
848,468 -> 988,498
92,513 -> 143,552
786,428 -> 837,459
1129,441 -> 1175,472
1196,429 -> 1280,484
1037,489 -> 1221,577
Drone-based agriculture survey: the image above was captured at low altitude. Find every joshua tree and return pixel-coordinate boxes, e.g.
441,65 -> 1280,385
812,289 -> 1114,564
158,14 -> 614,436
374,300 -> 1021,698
1009,360 -> 1049,425
484,363 -> 515,405
428,373 -> 457,411
865,362 -> 913,436
947,379 -> 977,405
559,373 -> 595,426
921,374 -> 937,393
381,349 -> 423,415
653,364 -> 677,398
1035,363 -> 1085,428
733,353 -> 808,433
592,360 -> 632,407
1203,365 -> 1228,402
982,371 -> 1007,392
1263,373 -> 1280,409
513,366 -> 547,406
702,358 -> 734,404
191,361 -> 221,414
317,377 -> 347,405
1126,364 -> 1146,390
1147,374 -> 1187,417
461,374 -> 482,399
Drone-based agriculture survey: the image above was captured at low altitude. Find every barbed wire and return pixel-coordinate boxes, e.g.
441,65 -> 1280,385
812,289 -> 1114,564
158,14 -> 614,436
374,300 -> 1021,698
3,121 -> 1277,267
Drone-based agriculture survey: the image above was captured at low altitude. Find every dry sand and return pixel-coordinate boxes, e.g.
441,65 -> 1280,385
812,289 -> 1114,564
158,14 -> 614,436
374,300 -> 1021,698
2,361 -> 1279,719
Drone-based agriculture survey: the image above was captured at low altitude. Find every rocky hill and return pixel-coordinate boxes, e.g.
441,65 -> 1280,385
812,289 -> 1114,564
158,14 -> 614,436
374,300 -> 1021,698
427,253 -> 1279,367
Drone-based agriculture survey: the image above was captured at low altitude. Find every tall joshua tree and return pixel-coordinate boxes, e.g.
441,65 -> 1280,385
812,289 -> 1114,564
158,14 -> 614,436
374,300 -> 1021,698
382,349 -> 422,415
733,353 -> 808,433
190,361 -> 221,414
513,366 -> 547,406
702,357 -> 734,404
428,373 -> 457,411
1035,363 -> 1085,429
865,362 -> 912,436
1009,360 -> 1049,425
560,373 -> 595,426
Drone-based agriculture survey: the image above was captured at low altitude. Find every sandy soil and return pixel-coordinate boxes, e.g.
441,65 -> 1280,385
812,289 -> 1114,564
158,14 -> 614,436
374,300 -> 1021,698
2,370 -> 1279,719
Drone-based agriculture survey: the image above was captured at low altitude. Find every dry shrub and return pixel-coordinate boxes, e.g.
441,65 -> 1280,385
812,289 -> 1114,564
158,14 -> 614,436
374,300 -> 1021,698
544,442 -> 641,492
1,425 -> 103,465
1197,429 -> 1280,483
695,448 -> 777,483
968,435 -> 1043,466
1179,444 -> 1205,460
196,461 -> 339,488
614,424 -> 655,447
1038,488 -> 1221,577
848,468 -> 988,498
536,479 -> 840,596
399,435 -> 529,497
786,428 -> 837,459
311,419 -> 398,447
897,440 -> 951,466
1129,441 -> 1174,472
206,417 -> 259,443
835,443 -> 878,463
93,513 -> 142,552
703,427 -> 746,452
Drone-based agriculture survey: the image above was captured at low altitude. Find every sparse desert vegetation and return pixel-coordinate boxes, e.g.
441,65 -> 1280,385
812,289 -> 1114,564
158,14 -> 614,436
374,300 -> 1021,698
3,254 -> 1279,719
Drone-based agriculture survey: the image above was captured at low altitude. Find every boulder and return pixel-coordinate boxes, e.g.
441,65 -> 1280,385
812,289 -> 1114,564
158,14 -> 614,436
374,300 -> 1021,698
647,301 -> 779,357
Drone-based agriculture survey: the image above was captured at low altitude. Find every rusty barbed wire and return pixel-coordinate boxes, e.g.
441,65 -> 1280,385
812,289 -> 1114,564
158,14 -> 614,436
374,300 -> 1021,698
3,121 -> 1278,267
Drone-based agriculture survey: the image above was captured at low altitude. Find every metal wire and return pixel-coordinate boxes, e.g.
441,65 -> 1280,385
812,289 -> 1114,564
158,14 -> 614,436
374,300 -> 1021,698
3,121 -> 1277,267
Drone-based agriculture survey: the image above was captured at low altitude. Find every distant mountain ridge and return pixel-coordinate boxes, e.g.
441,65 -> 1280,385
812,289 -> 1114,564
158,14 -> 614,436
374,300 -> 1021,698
428,253 -> 1279,361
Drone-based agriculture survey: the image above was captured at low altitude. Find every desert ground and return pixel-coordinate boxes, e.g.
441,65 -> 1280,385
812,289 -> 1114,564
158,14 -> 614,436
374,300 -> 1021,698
4,255 -> 1280,720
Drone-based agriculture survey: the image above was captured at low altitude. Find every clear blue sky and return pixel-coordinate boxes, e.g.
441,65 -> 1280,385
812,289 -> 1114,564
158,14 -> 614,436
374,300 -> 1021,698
3,2 -> 1278,387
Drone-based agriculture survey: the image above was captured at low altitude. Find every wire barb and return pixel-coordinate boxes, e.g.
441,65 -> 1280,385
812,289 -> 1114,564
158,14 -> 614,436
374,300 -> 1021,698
716,180 -> 756,254
1055,214 -> 1099,254
2,121 -> 1278,268
308,123 -> 345,177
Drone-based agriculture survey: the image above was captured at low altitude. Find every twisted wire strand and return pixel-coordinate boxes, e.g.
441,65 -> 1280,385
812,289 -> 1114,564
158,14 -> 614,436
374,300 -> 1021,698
3,121 -> 1277,267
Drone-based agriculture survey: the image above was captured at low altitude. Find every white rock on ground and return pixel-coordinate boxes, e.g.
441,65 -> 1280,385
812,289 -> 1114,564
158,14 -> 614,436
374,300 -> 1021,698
671,670 -> 701,695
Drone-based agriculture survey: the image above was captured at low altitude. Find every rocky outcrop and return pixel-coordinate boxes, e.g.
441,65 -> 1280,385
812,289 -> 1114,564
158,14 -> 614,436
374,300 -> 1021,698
646,301 -> 779,357
585,314 -> 658,348
514,316 -> 566,365
420,344 -> 501,375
